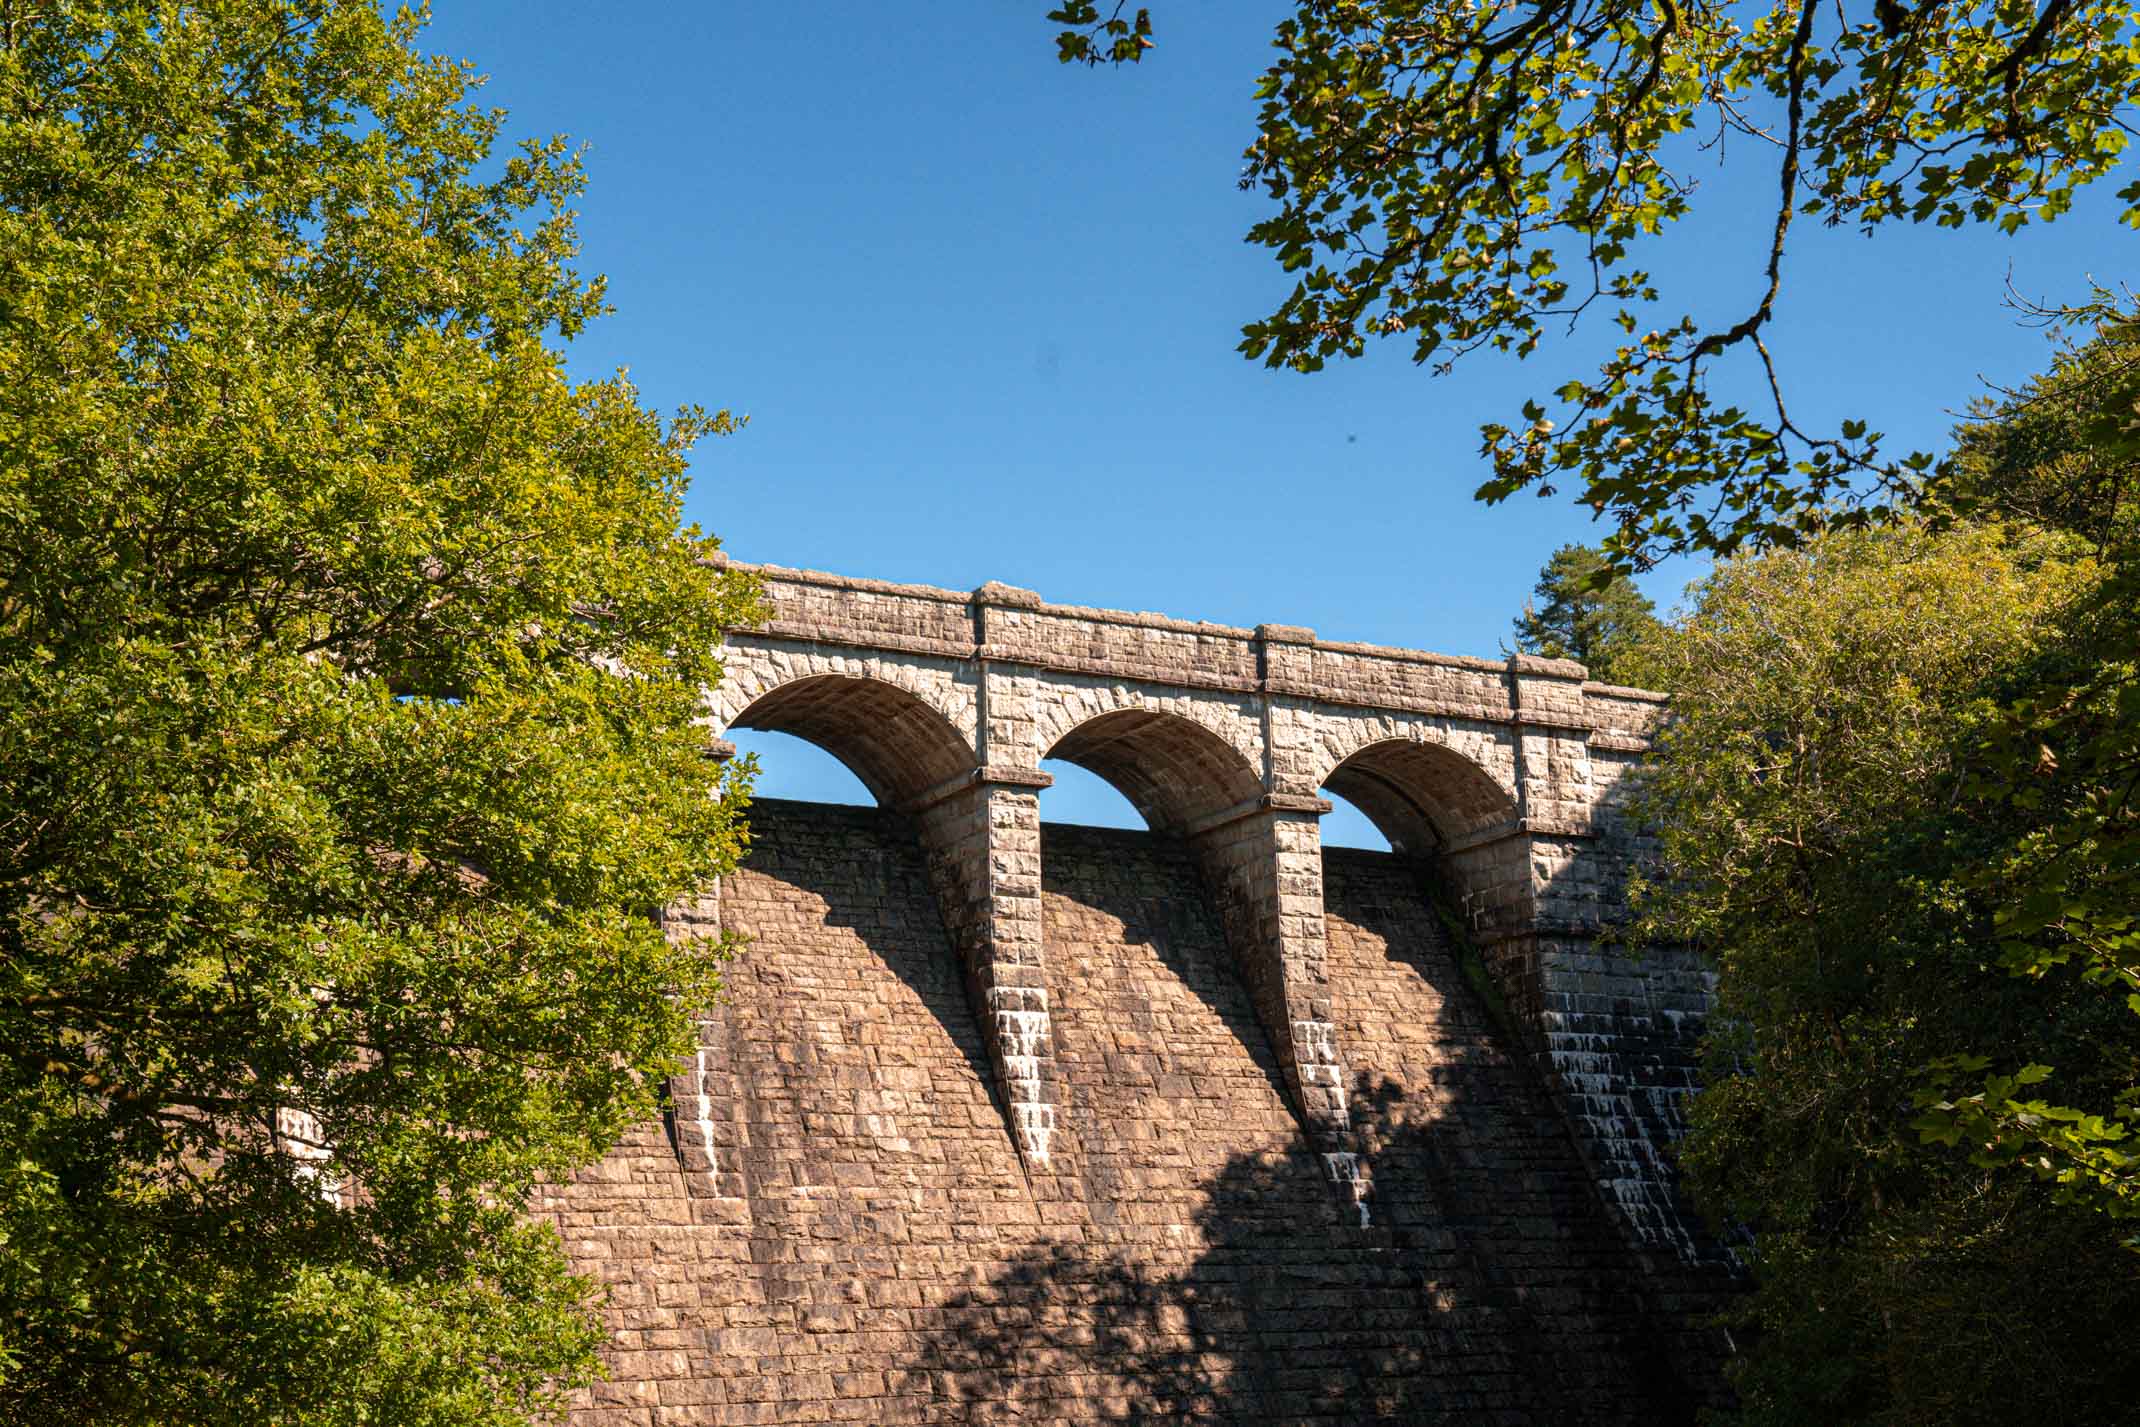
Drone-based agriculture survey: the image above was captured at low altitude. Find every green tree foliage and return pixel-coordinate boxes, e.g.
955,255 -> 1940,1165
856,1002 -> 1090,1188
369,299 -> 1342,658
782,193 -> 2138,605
1510,543 -> 1660,681
1055,0 -> 2140,567
1048,1 -> 1153,64
1622,524 -> 2140,1423
0,4 -> 760,1421
1946,319 -> 2140,546
1903,328 -> 2140,1231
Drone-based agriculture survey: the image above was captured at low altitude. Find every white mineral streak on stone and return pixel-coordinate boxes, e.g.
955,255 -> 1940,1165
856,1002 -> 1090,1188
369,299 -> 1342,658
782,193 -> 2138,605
1550,1024 -> 1703,1263
694,1044 -> 721,1196
988,987 -> 1054,1166
1012,1103 -> 1054,1166
1294,1019 -> 1338,1059
1293,1018 -> 1348,1119
1322,1151 -> 1372,1227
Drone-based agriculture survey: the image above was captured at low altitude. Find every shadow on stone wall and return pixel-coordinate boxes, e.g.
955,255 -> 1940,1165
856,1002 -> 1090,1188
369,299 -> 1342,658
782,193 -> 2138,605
916,1075 -> 1701,1424
586,805 -> 1729,1427
1507,756 -> 1741,1274
809,827 -> 1004,1099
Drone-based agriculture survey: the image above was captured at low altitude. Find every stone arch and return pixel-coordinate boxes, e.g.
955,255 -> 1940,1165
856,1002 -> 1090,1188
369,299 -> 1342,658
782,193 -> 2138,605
714,647 -> 978,740
1043,705 -> 1266,837
725,672 -> 977,810
1027,679 -> 1263,788
1316,729 -> 1518,856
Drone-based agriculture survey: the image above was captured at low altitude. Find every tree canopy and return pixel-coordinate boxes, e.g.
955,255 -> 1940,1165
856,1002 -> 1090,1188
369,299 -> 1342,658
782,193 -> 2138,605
0,4 -> 758,1421
1054,0 -> 2139,566
1902,329 -> 2140,1232
1617,335 -> 2140,1417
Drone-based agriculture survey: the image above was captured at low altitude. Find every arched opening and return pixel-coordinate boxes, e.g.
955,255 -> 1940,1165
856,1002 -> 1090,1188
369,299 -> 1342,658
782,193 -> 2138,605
726,674 -> 975,810
1318,790 -> 1395,851
1320,739 -> 1516,858
697,674 -> 1016,1203
1043,707 -> 1265,836
728,728 -> 874,806
1038,757 -> 1148,831
713,671 -> 1049,1150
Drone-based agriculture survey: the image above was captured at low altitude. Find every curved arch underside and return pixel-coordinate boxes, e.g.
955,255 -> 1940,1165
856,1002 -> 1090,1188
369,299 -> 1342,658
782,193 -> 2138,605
1045,708 -> 1265,837
1322,739 -> 1516,856
730,675 -> 973,809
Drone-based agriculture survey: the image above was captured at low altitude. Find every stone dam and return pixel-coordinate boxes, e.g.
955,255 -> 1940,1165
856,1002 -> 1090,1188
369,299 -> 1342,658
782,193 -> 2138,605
538,563 -> 1735,1425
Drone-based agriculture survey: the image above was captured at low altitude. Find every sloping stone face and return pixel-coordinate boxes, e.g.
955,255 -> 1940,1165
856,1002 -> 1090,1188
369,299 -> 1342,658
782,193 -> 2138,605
544,803 -> 1724,1425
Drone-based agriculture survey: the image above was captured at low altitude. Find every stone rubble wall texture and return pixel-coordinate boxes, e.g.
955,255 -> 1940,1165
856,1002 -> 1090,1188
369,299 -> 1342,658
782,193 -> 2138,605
547,564 -> 1736,1423
546,805 -> 1722,1425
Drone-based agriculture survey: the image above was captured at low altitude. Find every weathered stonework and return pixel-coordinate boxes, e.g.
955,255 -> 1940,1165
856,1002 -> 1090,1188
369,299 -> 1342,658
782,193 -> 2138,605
705,563 -> 1709,1258
547,805 -> 1724,1424
545,564 -> 1734,1423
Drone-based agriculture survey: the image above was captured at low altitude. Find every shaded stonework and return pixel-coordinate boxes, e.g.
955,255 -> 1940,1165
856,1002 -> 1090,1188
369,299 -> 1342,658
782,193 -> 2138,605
542,804 -> 1729,1425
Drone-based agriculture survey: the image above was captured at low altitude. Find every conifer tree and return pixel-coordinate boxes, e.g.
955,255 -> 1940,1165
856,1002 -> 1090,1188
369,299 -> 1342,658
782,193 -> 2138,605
1511,544 -> 1660,683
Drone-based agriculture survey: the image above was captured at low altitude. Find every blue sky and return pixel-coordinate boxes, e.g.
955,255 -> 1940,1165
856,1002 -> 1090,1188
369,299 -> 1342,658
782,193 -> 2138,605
424,2 -> 2132,841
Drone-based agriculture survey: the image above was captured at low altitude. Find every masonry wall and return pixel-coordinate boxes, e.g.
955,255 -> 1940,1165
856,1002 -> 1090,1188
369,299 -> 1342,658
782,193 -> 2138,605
708,562 -> 1714,1264
544,802 -> 1723,1425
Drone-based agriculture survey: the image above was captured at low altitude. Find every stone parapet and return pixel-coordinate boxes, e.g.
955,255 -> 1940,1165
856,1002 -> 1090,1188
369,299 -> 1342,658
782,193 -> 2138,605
726,560 -> 1654,737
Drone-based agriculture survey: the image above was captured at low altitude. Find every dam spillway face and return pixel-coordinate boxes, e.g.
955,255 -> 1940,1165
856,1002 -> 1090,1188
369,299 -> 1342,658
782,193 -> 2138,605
539,565 -> 1734,1425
